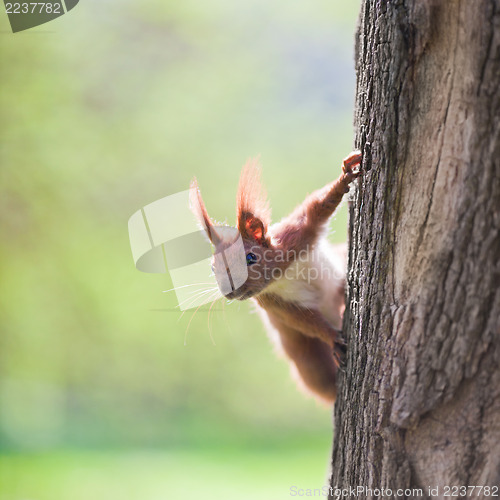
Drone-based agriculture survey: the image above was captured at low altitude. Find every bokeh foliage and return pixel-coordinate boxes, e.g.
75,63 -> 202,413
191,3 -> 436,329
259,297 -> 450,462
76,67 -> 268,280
0,0 -> 359,497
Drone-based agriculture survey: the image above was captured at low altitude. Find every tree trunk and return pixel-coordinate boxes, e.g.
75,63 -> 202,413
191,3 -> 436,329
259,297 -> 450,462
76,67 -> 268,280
330,1 -> 500,497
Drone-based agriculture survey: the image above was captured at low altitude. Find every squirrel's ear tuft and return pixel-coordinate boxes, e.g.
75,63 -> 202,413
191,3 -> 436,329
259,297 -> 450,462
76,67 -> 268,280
236,158 -> 270,244
189,178 -> 221,245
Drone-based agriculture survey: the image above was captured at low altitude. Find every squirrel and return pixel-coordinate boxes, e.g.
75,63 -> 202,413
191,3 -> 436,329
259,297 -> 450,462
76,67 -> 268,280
189,151 -> 362,402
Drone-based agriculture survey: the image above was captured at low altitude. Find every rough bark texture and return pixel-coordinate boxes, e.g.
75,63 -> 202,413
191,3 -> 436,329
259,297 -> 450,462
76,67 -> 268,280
330,1 -> 500,497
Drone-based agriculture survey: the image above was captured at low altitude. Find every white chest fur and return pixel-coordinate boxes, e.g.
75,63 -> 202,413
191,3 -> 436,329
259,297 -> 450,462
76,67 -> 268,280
264,241 -> 345,329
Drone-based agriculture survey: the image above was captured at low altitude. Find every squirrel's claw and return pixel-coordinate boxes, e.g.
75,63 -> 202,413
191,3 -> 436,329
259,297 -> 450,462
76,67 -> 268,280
342,150 -> 363,178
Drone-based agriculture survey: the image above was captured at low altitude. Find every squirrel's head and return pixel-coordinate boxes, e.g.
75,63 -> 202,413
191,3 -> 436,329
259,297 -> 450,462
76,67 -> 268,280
190,159 -> 282,300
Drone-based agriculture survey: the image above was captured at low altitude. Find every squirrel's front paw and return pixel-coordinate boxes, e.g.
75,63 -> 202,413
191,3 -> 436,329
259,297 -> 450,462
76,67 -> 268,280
342,150 -> 362,180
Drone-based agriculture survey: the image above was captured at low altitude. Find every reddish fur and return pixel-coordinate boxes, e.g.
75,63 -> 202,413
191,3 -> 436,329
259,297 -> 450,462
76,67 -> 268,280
191,152 -> 362,403
189,178 -> 221,245
256,293 -> 339,348
273,166 -> 361,254
237,159 -> 272,246
265,314 -> 338,402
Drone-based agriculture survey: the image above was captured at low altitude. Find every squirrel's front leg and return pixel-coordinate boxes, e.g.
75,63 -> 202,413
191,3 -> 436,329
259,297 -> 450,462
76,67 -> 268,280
265,316 -> 339,402
275,151 -> 362,253
258,293 -> 346,369
258,293 -> 342,347
306,150 -> 363,227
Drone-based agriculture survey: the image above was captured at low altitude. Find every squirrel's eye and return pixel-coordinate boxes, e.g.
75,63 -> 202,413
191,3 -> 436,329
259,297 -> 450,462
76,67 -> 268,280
246,252 -> 258,266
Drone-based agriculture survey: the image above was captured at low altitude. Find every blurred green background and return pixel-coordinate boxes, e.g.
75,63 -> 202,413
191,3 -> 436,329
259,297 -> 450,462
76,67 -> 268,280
0,1 -> 359,498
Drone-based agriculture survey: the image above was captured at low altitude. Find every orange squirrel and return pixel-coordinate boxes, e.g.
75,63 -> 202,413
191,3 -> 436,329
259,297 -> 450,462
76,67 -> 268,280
190,151 -> 362,402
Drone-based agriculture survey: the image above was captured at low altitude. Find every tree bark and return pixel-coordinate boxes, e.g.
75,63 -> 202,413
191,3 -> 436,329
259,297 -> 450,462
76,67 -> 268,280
330,1 -> 500,497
